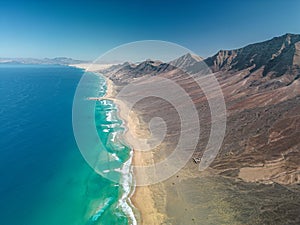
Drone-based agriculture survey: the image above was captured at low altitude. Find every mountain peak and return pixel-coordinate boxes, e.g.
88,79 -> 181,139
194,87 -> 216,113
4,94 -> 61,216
174,53 -> 203,63
184,52 -> 203,61
282,32 -> 299,38
134,59 -> 163,72
169,53 -> 204,73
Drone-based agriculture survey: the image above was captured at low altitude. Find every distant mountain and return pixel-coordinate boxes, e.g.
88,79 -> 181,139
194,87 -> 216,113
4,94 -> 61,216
102,60 -> 176,85
45,57 -> 88,65
0,57 -> 87,65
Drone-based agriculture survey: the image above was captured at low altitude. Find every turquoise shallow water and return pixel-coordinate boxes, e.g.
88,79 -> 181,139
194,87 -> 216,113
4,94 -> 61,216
0,64 -> 134,225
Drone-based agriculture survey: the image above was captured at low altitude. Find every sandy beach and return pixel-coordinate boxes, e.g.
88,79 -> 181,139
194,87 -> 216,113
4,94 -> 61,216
103,78 -> 166,225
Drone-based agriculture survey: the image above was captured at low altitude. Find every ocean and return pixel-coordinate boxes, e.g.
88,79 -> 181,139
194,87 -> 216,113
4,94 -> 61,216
0,64 -> 135,225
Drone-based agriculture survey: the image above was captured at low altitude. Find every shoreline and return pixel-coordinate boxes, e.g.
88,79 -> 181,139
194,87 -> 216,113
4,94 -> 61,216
73,64 -> 142,224
73,65 -> 167,224
103,78 -> 140,225
104,78 -> 165,224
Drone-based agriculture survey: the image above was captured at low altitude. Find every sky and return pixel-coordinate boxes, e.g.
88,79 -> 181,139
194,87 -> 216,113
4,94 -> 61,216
1,0 -> 300,60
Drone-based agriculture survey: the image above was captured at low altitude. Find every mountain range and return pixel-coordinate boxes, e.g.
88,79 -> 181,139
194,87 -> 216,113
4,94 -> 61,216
100,33 -> 300,185
0,57 -> 87,65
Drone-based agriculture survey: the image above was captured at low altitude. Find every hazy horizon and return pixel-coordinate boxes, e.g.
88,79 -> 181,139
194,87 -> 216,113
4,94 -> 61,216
1,0 -> 300,60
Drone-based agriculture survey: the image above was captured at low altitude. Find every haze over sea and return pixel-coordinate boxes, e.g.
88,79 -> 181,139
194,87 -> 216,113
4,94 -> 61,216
0,64 -> 134,225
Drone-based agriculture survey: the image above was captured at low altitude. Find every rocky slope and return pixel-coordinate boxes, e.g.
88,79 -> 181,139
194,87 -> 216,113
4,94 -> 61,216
204,34 -> 300,184
99,34 -> 300,225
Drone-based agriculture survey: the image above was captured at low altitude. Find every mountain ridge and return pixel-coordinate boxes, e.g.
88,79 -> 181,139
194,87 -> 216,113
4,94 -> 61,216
101,33 -> 300,185
204,33 -> 300,76
102,33 -> 300,94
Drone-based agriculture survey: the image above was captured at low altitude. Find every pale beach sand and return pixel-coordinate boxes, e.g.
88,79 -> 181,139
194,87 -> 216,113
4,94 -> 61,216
104,78 -> 166,225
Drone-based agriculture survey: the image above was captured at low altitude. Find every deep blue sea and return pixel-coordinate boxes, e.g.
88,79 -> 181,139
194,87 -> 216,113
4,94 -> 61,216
0,64 -> 135,225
